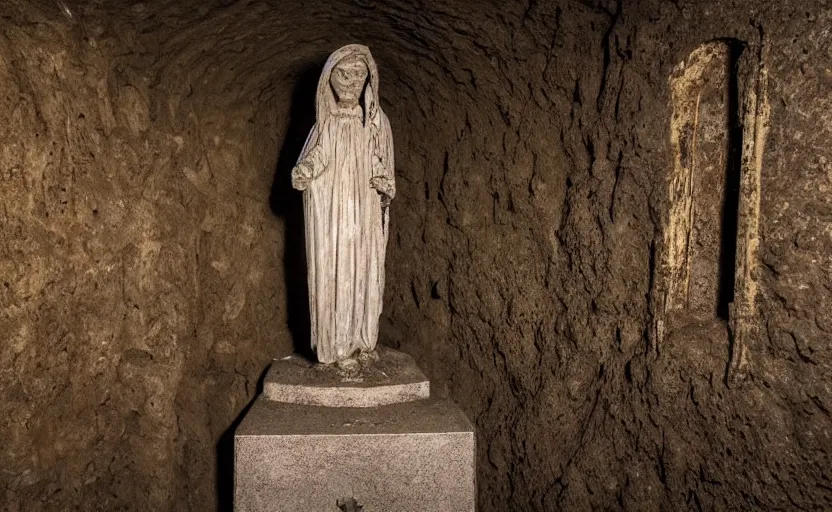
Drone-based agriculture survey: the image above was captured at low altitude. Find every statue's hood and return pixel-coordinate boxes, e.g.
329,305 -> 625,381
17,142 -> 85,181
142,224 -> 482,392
315,44 -> 381,127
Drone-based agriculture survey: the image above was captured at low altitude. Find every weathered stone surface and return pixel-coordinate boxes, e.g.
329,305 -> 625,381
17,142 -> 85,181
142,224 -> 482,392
291,44 -> 395,364
235,397 -> 475,512
2,0 -> 832,511
264,347 -> 429,407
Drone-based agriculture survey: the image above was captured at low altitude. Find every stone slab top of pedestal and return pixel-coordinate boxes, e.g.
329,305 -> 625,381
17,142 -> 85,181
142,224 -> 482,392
236,396 -> 473,437
263,346 -> 430,408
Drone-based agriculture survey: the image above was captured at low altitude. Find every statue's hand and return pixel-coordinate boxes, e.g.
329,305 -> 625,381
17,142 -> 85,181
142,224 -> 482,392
370,175 -> 394,203
291,162 -> 313,191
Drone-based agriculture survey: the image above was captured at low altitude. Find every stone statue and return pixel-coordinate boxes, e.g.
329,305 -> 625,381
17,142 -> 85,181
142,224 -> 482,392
291,44 -> 395,364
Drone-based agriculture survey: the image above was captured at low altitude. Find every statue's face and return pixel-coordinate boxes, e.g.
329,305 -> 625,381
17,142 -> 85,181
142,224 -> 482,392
330,57 -> 368,106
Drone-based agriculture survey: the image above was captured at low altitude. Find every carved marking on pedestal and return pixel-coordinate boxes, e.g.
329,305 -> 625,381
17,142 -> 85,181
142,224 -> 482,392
337,497 -> 364,511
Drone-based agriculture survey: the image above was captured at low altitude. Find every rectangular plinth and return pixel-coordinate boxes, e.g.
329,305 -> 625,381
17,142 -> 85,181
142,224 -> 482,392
235,397 -> 475,512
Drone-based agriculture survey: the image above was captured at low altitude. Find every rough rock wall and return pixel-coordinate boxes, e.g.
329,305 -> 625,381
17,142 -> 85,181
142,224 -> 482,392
0,2 -> 291,509
1,0 -> 830,511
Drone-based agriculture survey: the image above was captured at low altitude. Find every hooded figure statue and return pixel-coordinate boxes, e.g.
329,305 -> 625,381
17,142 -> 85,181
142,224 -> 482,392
291,44 -> 395,364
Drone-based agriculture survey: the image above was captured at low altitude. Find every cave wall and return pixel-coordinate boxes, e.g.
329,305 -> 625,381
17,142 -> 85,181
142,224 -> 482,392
0,2 -> 290,508
388,1 -> 831,509
1,0 -> 830,511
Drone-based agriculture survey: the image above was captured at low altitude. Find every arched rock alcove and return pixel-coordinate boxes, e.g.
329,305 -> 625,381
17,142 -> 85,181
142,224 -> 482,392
1,1 -> 831,511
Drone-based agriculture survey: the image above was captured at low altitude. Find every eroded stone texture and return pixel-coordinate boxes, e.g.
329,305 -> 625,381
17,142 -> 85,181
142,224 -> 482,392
1,0 -> 831,511
290,44 -> 395,364
264,347 -> 429,407
235,397 -> 475,512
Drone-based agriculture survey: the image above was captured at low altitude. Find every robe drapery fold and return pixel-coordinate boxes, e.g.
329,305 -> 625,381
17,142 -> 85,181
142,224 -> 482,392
291,45 -> 395,364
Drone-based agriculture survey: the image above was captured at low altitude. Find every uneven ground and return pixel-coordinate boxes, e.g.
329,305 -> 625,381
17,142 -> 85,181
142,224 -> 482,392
1,0 -> 830,510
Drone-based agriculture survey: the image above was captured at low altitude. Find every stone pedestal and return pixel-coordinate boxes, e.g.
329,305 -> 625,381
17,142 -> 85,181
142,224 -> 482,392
234,348 -> 475,511
234,397 -> 476,512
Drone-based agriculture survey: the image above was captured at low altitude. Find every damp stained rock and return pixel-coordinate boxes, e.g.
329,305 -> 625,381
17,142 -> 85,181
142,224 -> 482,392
0,1 -> 830,511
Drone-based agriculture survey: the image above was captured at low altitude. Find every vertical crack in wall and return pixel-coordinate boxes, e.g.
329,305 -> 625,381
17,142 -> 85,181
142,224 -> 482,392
716,43 -> 744,321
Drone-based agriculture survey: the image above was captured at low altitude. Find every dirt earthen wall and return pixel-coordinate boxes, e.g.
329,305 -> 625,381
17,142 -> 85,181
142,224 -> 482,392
1,1 -> 830,510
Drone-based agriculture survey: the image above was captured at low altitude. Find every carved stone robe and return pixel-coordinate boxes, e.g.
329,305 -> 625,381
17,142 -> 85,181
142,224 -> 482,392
291,45 -> 395,364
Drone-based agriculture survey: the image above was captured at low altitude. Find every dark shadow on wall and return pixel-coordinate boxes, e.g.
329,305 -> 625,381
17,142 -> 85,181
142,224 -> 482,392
269,61 -> 325,360
717,40 -> 745,320
215,61 -> 325,512
216,365 -> 272,511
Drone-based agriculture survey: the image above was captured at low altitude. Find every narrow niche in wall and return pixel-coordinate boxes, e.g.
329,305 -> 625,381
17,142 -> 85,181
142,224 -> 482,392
656,37 -> 768,381
661,40 -> 746,326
